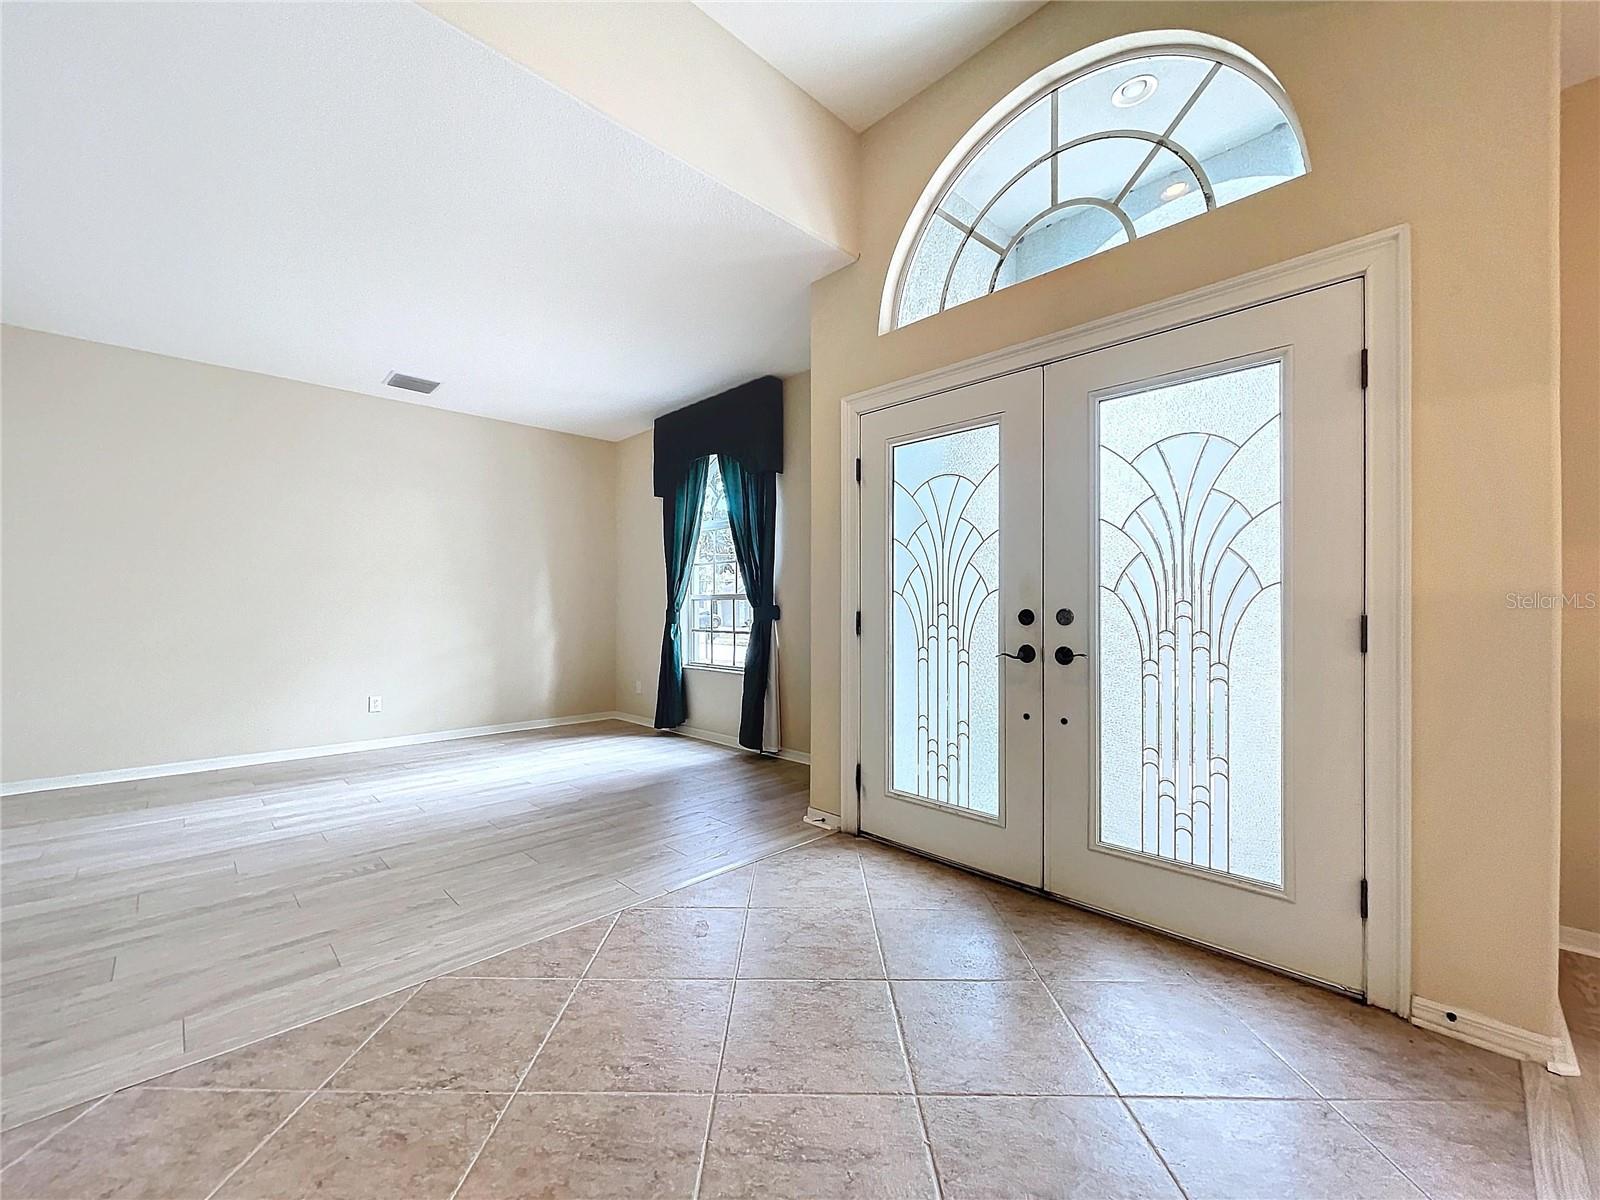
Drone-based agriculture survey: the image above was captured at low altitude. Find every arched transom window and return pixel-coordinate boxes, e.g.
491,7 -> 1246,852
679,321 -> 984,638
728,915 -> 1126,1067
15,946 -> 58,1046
883,33 -> 1308,332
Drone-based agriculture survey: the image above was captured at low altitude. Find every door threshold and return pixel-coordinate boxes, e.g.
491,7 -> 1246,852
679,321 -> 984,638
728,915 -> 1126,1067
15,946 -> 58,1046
856,829 -> 1366,1003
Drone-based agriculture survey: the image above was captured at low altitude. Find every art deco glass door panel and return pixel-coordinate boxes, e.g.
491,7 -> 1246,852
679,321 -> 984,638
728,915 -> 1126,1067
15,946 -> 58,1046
1095,361 -> 1286,886
859,369 -> 1044,885
1043,281 -> 1366,990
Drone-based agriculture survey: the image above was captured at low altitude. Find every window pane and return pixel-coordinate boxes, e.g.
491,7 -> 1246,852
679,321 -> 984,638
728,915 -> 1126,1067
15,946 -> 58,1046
1050,135 -> 1152,206
1172,66 -> 1302,177
946,92 -> 1052,236
946,237 -> 1000,308
1118,146 -> 1206,240
898,213 -> 964,328
1053,55 -> 1217,145
1000,202 -> 1127,289
1097,362 -> 1283,886
891,423 -> 1001,816
984,160 -> 1051,247
703,527 -> 732,561
701,459 -> 727,519
684,454 -> 748,669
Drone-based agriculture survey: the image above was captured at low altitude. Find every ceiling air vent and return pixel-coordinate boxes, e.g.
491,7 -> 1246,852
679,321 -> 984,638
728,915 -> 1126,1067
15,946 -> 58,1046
384,371 -> 440,395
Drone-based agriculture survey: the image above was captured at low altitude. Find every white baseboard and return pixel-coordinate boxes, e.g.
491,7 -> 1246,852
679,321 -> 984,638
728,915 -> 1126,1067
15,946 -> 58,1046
1550,1015 -> 1582,1077
605,711 -> 810,766
0,712 -> 622,797
804,807 -> 840,830
1560,924 -> 1600,959
3,711 -> 814,798
1411,995 -> 1578,1074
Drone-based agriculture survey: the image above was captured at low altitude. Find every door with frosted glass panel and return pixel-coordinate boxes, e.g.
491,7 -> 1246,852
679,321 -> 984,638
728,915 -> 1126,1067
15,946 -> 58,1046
1043,281 -> 1367,990
859,370 -> 1044,885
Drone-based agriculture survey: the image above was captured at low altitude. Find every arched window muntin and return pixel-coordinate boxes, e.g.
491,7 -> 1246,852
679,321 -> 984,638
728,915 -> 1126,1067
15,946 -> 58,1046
881,32 -> 1309,333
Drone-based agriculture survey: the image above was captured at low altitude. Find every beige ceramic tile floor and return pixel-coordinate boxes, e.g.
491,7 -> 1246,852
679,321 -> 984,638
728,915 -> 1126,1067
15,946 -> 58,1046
0,834 -> 1535,1199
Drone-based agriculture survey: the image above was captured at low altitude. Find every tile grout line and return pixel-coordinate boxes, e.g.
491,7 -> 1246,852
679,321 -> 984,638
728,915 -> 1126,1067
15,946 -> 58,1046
1322,1100 -> 1436,1198
1010,927 -> 1192,1200
0,1092 -> 113,1175
689,846 -> 755,1200
88,1084 -> 1371,1098
1219,992 -> 1435,1186
863,855 -> 946,1200
446,970 -> 1123,983
1198,978 -> 1334,1102
25,1082 -> 1232,1098
446,910 -> 621,1200
1121,1099 -> 1195,1200
1184,964 -> 1438,1192
199,981 -> 422,1200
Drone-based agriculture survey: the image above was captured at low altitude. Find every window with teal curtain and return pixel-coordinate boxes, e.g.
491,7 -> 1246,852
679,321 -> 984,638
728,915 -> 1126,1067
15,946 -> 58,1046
682,457 -> 752,670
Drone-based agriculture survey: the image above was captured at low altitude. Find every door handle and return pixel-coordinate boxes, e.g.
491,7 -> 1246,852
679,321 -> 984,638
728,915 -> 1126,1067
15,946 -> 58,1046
1055,646 -> 1086,665
998,645 -> 1038,663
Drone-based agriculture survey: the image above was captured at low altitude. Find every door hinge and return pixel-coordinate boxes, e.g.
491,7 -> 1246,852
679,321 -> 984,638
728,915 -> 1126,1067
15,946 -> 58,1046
1360,347 -> 1369,390
855,610 -> 861,637
1359,613 -> 1369,654
854,763 -> 861,796
855,457 -> 861,484
1359,878 -> 1369,920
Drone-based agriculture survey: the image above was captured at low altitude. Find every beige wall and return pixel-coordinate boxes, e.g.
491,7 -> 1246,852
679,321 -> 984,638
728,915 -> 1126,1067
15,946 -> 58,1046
809,2 -> 1563,1033
1,326 -> 618,782
613,430 -> 664,725
614,374 -> 812,753
425,2 -> 859,255
777,376 -> 814,755
1561,77 -> 1600,940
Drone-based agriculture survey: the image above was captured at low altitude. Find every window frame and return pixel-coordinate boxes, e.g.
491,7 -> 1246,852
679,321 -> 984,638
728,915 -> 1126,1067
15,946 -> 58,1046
880,31 -> 1309,334
682,456 -> 750,673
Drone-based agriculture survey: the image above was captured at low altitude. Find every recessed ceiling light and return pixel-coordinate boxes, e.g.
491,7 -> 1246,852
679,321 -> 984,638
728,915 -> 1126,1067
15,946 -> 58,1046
1160,180 -> 1191,201
1112,74 -> 1158,108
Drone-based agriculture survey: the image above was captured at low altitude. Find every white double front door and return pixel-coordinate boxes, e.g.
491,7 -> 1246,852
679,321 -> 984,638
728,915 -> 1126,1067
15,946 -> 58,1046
858,281 -> 1367,991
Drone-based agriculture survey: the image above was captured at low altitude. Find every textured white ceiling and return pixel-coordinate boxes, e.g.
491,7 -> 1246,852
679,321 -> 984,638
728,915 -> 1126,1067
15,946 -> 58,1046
696,0 -> 1044,131
1,1 -> 851,441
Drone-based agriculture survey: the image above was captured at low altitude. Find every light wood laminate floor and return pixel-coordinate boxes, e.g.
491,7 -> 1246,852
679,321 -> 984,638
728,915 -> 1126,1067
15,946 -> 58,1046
0,721 -> 815,1128
1524,951 -> 1600,1199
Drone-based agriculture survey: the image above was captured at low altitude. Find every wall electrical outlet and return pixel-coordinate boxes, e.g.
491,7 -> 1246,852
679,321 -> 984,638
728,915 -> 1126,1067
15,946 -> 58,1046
367,695 -> 382,713
633,680 -> 643,695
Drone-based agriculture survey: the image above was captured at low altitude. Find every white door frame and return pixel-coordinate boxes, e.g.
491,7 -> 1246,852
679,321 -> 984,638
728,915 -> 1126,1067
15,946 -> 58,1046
839,225 -> 1412,1015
